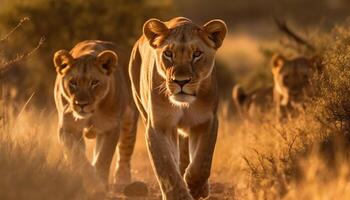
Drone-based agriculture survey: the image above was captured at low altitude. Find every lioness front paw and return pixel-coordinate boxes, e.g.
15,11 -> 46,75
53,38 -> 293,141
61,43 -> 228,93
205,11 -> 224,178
188,182 -> 209,200
114,164 -> 131,186
163,187 -> 194,200
176,192 -> 194,200
184,168 -> 210,199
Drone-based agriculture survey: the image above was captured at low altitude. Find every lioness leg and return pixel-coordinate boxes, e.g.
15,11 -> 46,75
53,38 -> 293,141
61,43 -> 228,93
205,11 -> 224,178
59,129 -> 106,194
59,129 -> 90,169
185,117 -> 218,199
114,108 -> 138,185
147,125 -> 193,200
92,128 -> 119,183
179,135 -> 190,176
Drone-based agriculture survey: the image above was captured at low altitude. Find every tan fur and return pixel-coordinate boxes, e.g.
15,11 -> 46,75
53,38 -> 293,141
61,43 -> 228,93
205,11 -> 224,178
271,54 -> 319,119
232,84 -> 273,120
129,17 -> 227,200
53,40 -> 138,194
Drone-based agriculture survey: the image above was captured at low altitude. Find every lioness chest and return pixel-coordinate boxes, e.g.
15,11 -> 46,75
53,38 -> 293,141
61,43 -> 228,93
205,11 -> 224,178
63,107 -> 124,135
89,112 -> 122,133
152,103 -> 213,130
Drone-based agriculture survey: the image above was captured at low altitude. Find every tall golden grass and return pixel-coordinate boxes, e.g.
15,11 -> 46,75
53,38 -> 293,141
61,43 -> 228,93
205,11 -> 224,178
214,21 -> 350,199
2,21 -> 350,200
0,107 -> 90,200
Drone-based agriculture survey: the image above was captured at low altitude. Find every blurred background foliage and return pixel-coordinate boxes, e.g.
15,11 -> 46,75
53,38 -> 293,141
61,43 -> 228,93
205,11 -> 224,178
176,0 -> 350,27
1,0 -> 350,108
0,0 -> 173,107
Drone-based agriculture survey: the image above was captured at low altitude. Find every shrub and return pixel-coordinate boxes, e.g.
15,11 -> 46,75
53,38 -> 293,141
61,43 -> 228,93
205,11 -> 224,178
0,0 -> 173,106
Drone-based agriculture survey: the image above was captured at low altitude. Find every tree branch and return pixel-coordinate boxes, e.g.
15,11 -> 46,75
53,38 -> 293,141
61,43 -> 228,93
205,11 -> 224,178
0,37 -> 45,75
0,17 -> 30,43
274,17 -> 315,52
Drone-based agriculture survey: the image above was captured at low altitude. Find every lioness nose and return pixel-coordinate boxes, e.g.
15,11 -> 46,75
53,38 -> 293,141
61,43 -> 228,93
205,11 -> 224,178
173,78 -> 191,87
74,100 -> 89,108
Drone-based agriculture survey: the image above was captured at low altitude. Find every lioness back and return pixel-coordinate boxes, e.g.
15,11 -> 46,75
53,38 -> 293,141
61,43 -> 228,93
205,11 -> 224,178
232,84 -> 273,120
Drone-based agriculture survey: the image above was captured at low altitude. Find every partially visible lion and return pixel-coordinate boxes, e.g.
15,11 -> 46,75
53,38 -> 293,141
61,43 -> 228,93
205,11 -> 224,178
232,84 -> 273,120
53,40 -> 138,194
271,54 -> 320,119
233,54 -> 320,120
129,17 -> 227,199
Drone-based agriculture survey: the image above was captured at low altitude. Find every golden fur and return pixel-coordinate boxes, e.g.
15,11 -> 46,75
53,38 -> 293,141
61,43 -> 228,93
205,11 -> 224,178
53,40 -> 138,194
129,17 -> 227,199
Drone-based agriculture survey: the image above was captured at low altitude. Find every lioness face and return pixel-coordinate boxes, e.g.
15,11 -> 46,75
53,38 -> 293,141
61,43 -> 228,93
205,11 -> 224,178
143,17 -> 227,106
156,35 -> 216,105
272,55 -> 315,103
54,50 -> 118,119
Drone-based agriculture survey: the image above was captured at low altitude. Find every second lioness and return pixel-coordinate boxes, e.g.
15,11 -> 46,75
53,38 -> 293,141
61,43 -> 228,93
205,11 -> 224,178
53,40 -> 138,189
129,17 -> 227,199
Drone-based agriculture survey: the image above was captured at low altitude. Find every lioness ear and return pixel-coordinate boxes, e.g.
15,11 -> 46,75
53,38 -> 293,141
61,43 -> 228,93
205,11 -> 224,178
202,19 -> 227,49
97,50 -> 118,75
53,50 -> 73,75
271,54 -> 285,68
143,18 -> 169,48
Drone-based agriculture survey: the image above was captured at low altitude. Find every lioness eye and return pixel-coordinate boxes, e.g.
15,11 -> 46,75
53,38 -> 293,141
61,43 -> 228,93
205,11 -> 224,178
193,51 -> 202,59
61,63 -> 68,68
69,80 -> 77,88
163,50 -> 173,59
91,80 -> 99,88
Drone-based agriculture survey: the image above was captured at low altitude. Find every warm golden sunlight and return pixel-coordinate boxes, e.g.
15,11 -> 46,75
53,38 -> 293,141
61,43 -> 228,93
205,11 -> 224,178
1,0 -> 350,199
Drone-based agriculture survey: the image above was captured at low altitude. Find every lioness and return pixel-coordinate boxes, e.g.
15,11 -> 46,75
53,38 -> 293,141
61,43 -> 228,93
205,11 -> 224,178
233,54 -> 319,121
272,54 -> 319,119
129,17 -> 227,199
53,40 -> 138,191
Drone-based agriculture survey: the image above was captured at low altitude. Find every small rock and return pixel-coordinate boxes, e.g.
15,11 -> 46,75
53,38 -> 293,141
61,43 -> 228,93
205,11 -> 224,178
123,181 -> 149,197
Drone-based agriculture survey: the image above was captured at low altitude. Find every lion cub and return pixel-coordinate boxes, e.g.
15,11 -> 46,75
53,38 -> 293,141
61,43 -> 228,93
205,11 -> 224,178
53,40 -> 138,192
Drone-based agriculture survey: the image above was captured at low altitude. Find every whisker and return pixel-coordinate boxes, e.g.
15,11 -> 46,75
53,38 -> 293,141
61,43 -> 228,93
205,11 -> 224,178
155,82 -> 169,96
154,82 -> 165,90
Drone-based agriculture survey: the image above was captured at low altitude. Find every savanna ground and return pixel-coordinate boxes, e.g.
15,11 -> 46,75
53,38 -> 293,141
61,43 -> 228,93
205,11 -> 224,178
2,0 -> 350,199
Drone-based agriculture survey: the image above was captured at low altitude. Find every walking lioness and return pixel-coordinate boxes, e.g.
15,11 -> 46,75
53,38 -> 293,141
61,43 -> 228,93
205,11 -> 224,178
129,17 -> 227,199
53,40 -> 138,192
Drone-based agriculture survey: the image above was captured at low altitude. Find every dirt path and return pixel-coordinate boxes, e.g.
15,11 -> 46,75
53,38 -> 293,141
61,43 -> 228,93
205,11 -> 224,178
109,182 -> 234,199
93,122 -> 236,199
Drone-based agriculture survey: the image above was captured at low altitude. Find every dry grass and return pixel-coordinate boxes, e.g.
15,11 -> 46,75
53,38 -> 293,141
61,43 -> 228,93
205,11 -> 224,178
214,20 -> 350,199
2,102 -> 349,200
0,107 -> 89,200
2,20 -> 350,200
